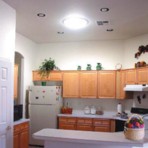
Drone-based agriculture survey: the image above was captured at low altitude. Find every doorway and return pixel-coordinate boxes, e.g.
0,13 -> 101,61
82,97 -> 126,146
14,52 -> 24,105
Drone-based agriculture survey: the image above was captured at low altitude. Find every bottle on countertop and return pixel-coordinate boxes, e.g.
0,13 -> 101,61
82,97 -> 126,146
117,103 -> 122,114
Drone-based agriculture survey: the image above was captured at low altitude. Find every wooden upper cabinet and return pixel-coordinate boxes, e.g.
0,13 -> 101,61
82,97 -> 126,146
32,70 -> 62,81
125,69 -> 137,84
63,71 -> 80,98
80,71 -> 97,98
49,71 -> 63,81
14,64 -> 18,99
116,70 -> 133,99
120,70 -> 126,99
32,71 -> 47,81
98,71 -> 116,99
116,70 -> 126,99
136,67 -> 148,84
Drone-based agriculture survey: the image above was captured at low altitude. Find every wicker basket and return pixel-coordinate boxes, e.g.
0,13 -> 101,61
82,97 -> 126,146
124,127 -> 145,140
124,114 -> 145,141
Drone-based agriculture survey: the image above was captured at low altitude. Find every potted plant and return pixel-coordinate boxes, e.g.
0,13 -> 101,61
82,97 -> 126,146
38,58 -> 56,85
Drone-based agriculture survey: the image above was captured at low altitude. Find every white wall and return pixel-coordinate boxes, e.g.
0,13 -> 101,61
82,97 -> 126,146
123,34 -> 148,68
35,40 -> 124,70
0,0 -> 16,62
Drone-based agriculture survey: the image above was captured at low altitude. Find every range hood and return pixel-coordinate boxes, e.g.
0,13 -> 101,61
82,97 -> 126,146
124,84 -> 148,91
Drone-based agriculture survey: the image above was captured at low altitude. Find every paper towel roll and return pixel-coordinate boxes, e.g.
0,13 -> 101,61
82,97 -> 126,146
117,103 -> 122,113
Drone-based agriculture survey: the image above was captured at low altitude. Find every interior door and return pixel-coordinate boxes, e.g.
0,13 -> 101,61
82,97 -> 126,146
0,59 -> 13,148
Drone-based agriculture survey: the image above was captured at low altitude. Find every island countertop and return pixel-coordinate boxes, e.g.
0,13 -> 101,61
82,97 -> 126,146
33,128 -> 148,148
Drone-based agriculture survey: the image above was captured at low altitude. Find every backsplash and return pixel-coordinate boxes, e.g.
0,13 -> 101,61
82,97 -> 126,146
64,92 -> 148,113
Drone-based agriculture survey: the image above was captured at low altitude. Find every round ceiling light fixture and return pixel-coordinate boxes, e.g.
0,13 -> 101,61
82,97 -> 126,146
62,15 -> 89,30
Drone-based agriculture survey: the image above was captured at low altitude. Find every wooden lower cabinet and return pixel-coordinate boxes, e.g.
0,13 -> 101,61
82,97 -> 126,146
93,119 -> 111,132
58,117 -> 77,130
77,118 -> 93,131
14,122 -> 29,148
58,117 -> 113,132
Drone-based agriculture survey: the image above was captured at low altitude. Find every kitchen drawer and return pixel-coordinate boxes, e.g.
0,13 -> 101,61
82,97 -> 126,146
77,125 -> 93,131
94,126 -> 110,132
59,117 -> 77,124
77,118 -> 93,125
93,119 -> 110,126
59,124 -> 76,130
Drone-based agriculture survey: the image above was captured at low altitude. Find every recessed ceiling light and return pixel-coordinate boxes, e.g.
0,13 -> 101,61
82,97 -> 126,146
57,31 -> 64,34
107,29 -> 114,32
100,8 -> 109,12
37,13 -> 46,17
62,15 -> 89,30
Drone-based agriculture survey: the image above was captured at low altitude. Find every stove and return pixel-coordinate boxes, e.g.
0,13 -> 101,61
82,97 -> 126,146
131,107 -> 148,130
131,107 -> 148,115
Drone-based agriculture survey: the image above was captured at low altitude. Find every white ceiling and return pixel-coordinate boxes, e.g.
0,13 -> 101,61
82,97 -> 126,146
3,0 -> 148,43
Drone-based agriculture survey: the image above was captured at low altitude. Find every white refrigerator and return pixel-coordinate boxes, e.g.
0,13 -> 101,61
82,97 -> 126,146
28,86 -> 62,146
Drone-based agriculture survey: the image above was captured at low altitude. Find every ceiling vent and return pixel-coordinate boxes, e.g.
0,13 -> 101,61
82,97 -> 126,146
97,21 -> 109,26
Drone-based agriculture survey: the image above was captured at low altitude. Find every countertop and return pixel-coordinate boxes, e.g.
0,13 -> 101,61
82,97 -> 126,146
13,118 -> 30,126
33,128 -> 148,148
58,110 -> 128,121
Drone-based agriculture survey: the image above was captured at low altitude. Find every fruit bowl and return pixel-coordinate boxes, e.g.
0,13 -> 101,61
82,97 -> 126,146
124,114 -> 145,140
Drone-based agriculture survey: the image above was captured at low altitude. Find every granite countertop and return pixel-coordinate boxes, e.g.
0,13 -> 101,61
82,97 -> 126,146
58,110 -> 129,121
13,118 -> 30,125
33,128 -> 148,147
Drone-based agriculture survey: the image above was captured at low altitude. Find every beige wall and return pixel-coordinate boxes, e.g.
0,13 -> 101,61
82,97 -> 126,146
35,40 -> 124,70
123,34 -> 148,68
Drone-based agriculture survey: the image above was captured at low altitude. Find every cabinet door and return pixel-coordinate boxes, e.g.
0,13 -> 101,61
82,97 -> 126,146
137,67 -> 148,84
58,117 -> 77,130
80,71 -> 97,98
77,118 -> 93,131
14,64 -> 18,98
13,134 -> 19,148
120,71 -> 126,99
98,71 -> 116,98
63,71 -> 80,98
125,69 -> 136,84
93,119 -> 111,132
94,126 -> 110,132
49,71 -> 63,81
59,124 -> 76,130
32,71 -> 47,81
20,130 -> 29,148
76,125 -> 93,131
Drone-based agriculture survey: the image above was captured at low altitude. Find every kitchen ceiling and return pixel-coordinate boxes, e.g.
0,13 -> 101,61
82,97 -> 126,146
3,0 -> 148,43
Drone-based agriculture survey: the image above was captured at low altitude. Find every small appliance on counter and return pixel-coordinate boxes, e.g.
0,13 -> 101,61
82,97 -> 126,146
14,104 -> 23,121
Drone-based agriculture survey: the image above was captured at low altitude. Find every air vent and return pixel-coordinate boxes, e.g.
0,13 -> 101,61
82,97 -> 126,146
97,21 -> 109,26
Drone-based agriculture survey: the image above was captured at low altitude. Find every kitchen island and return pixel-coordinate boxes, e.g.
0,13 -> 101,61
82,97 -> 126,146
33,128 -> 148,148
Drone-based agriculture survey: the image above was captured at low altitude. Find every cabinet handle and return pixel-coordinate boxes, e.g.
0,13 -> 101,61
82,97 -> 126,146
6,126 -> 11,131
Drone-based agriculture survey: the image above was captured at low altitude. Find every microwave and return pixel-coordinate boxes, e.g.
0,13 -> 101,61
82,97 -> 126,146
14,104 -> 23,121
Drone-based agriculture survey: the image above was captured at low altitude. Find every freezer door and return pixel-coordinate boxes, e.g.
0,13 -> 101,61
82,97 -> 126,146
29,104 -> 59,146
29,86 -> 61,105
